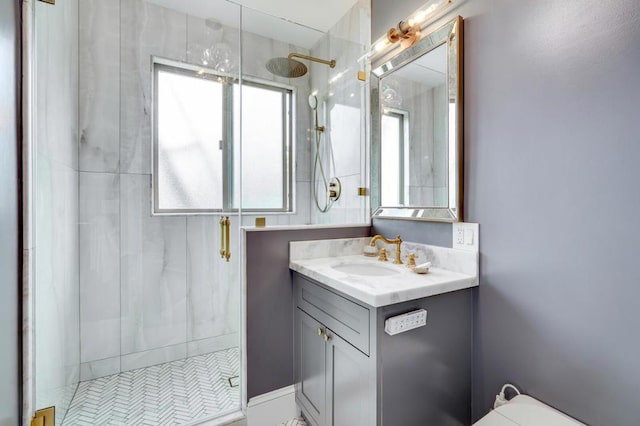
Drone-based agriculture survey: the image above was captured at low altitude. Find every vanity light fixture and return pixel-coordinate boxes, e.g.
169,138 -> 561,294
368,0 -> 452,58
387,21 -> 419,48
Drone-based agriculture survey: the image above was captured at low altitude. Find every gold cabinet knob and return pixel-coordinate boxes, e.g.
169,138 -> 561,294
323,332 -> 331,342
317,327 -> 324,336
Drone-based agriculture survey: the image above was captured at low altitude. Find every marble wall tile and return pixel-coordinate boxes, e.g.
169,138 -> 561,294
291,182 -> 311,225
296,85 -> 312,184
120,0 -> 187,174
187,333 -> 239,358
34,157 -> 79,420
398,242 -> 478,276
34,0 -> 79,170
309,35 -> 330,96
329,100 -> 362,177
330,0 -> 370,46
80,356 -> 120,381
310,173 -> 364,225
120,342 -> 186,372
79,0 -> 120,172
120,174 -> 187,354
186,216 -> 239,342
290,237 -> 369,261
187,14 -> 240,70
307,1 -> 369,225
34,0 -> 80,421
79,172 -> 120,362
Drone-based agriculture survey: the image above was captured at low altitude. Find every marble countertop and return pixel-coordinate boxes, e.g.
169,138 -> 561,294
290,254 -> 478,307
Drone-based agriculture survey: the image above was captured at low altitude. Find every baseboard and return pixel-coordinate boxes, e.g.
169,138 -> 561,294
247,386 -> 298,426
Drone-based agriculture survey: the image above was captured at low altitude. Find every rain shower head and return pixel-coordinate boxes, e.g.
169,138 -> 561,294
265,53 -> 336,78
266,57 -> 308,78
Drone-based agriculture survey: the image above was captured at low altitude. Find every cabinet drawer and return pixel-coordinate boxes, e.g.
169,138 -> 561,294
294,273 -> 370,355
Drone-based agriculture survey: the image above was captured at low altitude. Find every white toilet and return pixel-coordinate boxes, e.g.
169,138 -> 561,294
474,395 -> 585,425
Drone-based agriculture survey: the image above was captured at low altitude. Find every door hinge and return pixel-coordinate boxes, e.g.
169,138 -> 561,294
31,407 -> 55,426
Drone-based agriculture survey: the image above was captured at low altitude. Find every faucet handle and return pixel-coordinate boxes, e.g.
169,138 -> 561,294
406,253 -> 417,269
378,248 -> 388,262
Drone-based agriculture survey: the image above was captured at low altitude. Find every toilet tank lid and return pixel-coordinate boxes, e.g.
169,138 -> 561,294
495,395 -> 585,426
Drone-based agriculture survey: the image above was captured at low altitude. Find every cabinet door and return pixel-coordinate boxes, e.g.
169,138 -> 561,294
295,308 -> 326,426
325,329 -> 375,426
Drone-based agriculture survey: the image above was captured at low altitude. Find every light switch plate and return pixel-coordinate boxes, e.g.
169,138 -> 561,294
453,222 -> 479,252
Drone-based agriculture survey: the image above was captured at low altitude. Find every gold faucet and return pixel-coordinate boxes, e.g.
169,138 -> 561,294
370,234 -> 403,264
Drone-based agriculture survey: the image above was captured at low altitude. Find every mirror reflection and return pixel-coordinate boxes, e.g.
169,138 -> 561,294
380,43 -> 448,207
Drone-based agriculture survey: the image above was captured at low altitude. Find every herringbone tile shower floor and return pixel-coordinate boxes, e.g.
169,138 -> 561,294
63,348 -> 240,426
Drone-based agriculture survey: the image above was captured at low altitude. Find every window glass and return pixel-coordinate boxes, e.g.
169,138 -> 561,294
154,61 -> 293,213
156,69 -> 224,211
235,84 -> 287,209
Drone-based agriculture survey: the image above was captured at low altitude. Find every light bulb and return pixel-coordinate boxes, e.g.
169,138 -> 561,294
375,39 -> 389,52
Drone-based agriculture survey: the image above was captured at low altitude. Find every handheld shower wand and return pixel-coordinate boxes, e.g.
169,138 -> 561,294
309,95 -> 341,212
309,95 -> 324,132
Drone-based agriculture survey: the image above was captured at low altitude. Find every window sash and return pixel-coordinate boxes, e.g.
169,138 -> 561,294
152,58 -> 294,215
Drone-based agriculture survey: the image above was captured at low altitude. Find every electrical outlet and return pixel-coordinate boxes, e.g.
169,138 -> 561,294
385,309 -> 427,335
453,223 -> 479,251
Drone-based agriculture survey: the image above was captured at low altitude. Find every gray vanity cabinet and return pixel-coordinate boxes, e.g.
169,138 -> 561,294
295,307 -> 374,426
324,327 -> 373,425
293,272 -> 473,426
296,308 -> 327,425
294,274 -> 376,426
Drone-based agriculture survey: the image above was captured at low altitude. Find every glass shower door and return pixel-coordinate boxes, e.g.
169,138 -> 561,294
29,0 -> 247,424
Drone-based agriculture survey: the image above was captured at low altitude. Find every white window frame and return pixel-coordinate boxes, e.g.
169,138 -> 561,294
151,57 -> 295,215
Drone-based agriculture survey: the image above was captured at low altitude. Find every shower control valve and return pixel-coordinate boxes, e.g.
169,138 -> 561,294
328,178 -> 342,202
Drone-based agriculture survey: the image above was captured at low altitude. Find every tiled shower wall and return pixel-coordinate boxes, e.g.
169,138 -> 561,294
78,0 -> 315,380
34,0 -> 80,421
309,0 -> 370,224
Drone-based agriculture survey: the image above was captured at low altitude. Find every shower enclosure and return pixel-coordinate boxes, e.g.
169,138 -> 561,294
26,0 -> 370,424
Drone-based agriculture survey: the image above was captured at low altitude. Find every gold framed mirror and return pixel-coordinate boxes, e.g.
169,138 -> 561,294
370,16 -> 463,222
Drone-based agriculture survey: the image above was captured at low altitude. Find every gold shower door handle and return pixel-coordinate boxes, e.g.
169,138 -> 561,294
219,216 -> 231,262
219,217 -> 226,258
224,217 -> 231,262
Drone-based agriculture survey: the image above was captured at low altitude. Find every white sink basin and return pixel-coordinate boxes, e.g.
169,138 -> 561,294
330,262 -> 400,276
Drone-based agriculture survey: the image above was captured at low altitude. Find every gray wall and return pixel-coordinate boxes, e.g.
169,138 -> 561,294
246,226 -> 370,399
0,0 -> 21,424
372,0 -> 640,424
